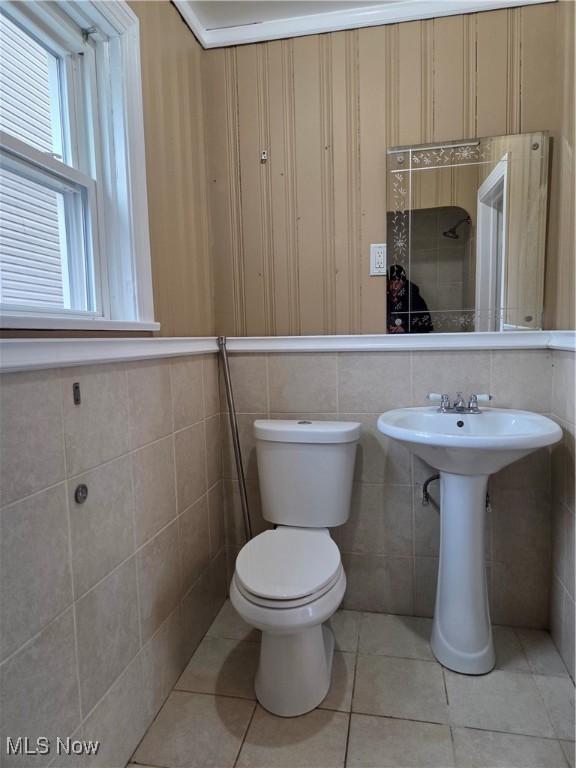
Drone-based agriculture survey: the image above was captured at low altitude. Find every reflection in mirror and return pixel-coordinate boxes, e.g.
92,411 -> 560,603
386,132 -> 549,333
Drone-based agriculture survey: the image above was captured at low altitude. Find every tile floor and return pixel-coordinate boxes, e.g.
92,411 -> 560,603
130,602 -> 575,768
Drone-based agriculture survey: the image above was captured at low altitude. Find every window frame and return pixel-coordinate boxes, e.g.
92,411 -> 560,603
0,0 -> 158,331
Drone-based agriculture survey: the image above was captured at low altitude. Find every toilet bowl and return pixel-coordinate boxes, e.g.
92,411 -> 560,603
230,419 -> 360,717
230,526 -> 347,717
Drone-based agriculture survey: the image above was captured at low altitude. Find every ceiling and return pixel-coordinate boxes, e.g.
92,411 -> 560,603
191,1 -> 388,30
174,0 -> 556,48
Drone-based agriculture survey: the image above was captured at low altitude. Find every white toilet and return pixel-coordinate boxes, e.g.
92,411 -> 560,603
230,419 -> 361,717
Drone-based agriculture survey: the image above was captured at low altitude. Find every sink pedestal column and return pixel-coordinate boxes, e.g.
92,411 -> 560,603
431,472 -> 495,675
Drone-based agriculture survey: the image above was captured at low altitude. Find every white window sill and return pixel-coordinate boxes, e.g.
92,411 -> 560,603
0,313 -> 160,332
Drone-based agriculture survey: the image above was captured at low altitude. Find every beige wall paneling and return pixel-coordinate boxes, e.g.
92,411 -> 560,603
203,49 -> 231,335
292,36 -> 327,333
506,8 -> 522,135
544,1 -> 575,330
237,45 -> 271,335
267,40 -> 300,335
432,16 -> 466,143
520,4 -> 557,134
14,3 -> 571,338
203,48 -> 245,336
397,22 -> 425,147
476,11 -> 509,137
358,27 -> 388,332
202,4 -> 573,335
522,3 -> 574,330
332,32 -> 359,335
133,1 -> 213,337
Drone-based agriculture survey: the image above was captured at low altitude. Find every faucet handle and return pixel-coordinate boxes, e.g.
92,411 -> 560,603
427,393 -> 450,411
468,393 -> 493,411
427,392 -> 451,402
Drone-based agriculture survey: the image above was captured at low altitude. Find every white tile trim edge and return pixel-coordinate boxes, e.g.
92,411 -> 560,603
1,331 -> 573,373
226,331 -> 576,353
174,0 -> 555,49
0,337 -> 218,373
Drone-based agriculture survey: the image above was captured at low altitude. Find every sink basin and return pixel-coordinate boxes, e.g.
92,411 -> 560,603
377,406 -> 562,675
377,407 -> 562,475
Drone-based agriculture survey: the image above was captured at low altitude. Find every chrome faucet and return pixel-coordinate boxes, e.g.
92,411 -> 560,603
453,392 -> 466,410
427,392 -> 493,414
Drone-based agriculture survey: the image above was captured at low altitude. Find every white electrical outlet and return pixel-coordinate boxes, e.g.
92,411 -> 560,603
370,243 -> 387,276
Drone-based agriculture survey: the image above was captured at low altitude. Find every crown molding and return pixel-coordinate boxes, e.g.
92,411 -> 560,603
174,0 -> 556,49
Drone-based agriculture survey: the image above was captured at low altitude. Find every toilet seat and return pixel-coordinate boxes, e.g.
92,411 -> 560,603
234,565 -> 343,609
235,527 -> 341,602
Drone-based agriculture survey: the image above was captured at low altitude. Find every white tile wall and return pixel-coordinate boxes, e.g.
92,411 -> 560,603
550,349 -> 576,679
0,354 -> 226,768
1,344 -> 571,768
223,349 -> 561,631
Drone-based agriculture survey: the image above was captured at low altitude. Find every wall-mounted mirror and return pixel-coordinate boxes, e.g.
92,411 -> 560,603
386,132 -> 549,333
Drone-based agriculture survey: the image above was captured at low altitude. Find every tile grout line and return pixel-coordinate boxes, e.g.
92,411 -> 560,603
343,630 -> 361,767
2,416 -> 208,516
134,606 -> 576,766
441,664 -> 457,765
58,365 -> 85,732
233,700 -> 258,768
129,440 -> 145,655
130,362 -> 147,653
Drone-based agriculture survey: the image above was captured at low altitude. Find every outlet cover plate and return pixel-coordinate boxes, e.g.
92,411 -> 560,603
370,243 -> 387,276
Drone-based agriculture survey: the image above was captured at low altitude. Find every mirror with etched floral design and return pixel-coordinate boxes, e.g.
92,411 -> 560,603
385,132 -> 549,334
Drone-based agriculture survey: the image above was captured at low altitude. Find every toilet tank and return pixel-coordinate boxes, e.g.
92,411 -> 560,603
254,420 -> 361,527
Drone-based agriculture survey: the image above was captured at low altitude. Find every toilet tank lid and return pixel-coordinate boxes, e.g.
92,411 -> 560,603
254,419 -> 361,444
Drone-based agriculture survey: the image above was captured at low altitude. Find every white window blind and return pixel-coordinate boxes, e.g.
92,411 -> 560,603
0,0 -> 156,331
0,12 -> 69,309
0,14 -> 61,155
0,166 -> 68,307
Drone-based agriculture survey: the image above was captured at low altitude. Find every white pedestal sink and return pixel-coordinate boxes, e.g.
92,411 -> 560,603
377,407 -> 562,674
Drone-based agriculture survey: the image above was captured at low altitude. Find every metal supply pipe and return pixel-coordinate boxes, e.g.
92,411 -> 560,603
217,336 -> 253,542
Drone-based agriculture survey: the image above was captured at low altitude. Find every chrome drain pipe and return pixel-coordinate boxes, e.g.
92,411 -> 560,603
422,473 -> 491,513
422,474 -> 440,507
218,336 -> 253,542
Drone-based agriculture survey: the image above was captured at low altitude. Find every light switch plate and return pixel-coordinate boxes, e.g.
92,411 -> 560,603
370,243 -> 387,276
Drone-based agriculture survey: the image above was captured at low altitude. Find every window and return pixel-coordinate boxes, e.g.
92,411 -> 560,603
0,1 -> 157,330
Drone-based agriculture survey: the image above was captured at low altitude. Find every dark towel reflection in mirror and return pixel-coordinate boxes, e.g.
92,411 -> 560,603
387,264 -> 434,334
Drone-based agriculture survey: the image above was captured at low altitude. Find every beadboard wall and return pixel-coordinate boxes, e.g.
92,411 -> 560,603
203,1 -> 575,336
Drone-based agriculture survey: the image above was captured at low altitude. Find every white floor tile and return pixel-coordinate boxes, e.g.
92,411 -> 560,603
206,599 -> 260,643
493,626 -> 530,671
236,706 -> 349,768
446,669 -> 555,737
353,655 -> 448,723
175,635 -> 259,699
319,651 -> 355,712
533,675 -> 575,740
132,691 -> 254,768
516,629 -> 569,676
452,727 -> 569,768
359,613 -> 434,660
347,714 -> 455,767
561,739 -> 575,768
327,609 -> 361,652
